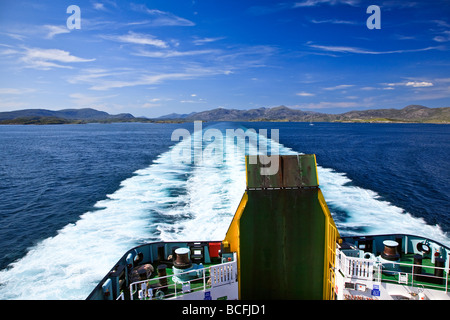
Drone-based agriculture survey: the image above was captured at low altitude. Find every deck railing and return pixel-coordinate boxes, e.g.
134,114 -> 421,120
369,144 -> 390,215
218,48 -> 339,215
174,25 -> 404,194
337,249 -> 378,281
210,261 -> 236,287
379,261 -> 449,292
336,248 -> 449,292
128,260 -> 237,300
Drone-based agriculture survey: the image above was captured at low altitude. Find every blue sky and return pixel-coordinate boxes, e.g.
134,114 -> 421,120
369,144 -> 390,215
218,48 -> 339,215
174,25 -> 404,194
0,0 -> 449,117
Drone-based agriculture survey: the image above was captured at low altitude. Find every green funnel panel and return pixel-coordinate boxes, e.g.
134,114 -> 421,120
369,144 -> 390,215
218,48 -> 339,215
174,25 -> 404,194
246,154 -> 319,189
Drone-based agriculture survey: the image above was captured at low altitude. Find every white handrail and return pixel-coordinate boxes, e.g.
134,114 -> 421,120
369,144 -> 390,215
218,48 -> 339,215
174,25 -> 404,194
337,250 -> 375,281
336,248 -> 449,292
129,260 -> 237,300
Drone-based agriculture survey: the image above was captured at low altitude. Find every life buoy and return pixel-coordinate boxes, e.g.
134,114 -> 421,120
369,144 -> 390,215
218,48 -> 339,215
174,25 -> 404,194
363,252 -> 375,260
417,242 -> 430,254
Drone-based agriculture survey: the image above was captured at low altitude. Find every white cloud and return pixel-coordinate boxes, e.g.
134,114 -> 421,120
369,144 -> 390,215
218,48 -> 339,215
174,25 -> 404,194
214,45 -> 278,68
20,48 -> 95,69
130,4 -> 195,27
102,31 -> 168,48
386,81 -> 434,88
0,88 -> 35,94
310,19 -> 357,25
296,92 -> 315,97
89,73 -> 197,90
69,65 -> 231,91
93,3 -> 106,11
180,100 -> 194,103
248,0 -> 359,15
69,93 -> 117,106
43,25 -> 70,39
92,0 -> 118,11
141,102 -> 161,108
308,43 -> 442,55
405,81 -> 434,88
290,101 -> 360,109
324,84 -> 355,90
432,20 -> 450,28
294,0 -> 360,7
25,49 -> 94,63
67,68 -> 134,84
1,32 -> 27,41
193,37 -> 225,45
134,48 -> 219,58
433,31 -> 450,43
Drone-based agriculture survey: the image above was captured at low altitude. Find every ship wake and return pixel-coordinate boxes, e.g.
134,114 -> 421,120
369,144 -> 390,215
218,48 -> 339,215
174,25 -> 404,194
0,123 -> 448,300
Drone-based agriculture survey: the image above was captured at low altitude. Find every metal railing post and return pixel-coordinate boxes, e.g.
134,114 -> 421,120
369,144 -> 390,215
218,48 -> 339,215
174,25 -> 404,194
203,266 -> 207,291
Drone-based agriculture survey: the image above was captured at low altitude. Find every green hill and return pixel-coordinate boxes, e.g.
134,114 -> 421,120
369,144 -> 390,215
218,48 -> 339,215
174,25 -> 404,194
0,108 -> 136,125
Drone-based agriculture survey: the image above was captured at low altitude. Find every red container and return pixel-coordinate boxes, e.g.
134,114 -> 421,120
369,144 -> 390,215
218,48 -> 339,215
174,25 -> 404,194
208,242 -> 221,258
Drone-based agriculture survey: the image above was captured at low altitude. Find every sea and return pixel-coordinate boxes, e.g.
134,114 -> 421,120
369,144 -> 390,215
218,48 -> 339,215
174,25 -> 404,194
0,121 -> 448,299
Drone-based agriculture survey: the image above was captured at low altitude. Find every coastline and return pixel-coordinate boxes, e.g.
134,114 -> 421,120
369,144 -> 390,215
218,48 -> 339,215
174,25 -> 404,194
1,118 -> 449,125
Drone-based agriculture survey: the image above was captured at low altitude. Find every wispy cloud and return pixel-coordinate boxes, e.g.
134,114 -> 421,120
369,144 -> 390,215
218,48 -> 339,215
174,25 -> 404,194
248,0 -> 359,15
0,88 -> 36,95
133,48 -> 219,58
293,0 -> 360,7
69,92 -> 117,107
20,47 -> 95,70
101,31 -> 168,48
290,101 -> 360,109
308,43 -> 444,55
130,4 -> 195,27
406,81 -> 434,88
324,84 -> 355,90
310,19 -> 357,25
67,68 -> 129,84
433,31 -> 450,43
193,37 -> 225,46
383,77 -> 450,102
214,45 -> 278,68
386,81 -> 434,88
43,25 -> 70,39
432,20 -> 450,28
69,66 -> 231,91
296,92 -> 315,97
93,0 -> 118,11
89,73 -> 197,91
93,3 -> 105,10
378,0 -> 422,10
0,32 -> 27,41
93,3 -> 107,11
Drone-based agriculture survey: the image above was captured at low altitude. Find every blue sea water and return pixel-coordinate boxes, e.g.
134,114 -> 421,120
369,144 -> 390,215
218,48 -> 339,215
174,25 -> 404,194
0,121 -> 448,299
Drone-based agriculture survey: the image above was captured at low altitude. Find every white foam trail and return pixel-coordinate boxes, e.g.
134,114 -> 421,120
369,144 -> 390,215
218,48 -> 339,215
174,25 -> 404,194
0,126 -> 448,300
0,127 -> 248,300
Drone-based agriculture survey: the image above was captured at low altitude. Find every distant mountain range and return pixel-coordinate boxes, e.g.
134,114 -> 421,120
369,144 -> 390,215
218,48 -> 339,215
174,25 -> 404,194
0,108 -> 137,124
158,105 -> 450,123
0,105 -> 449,125
0,108 -> 134,123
